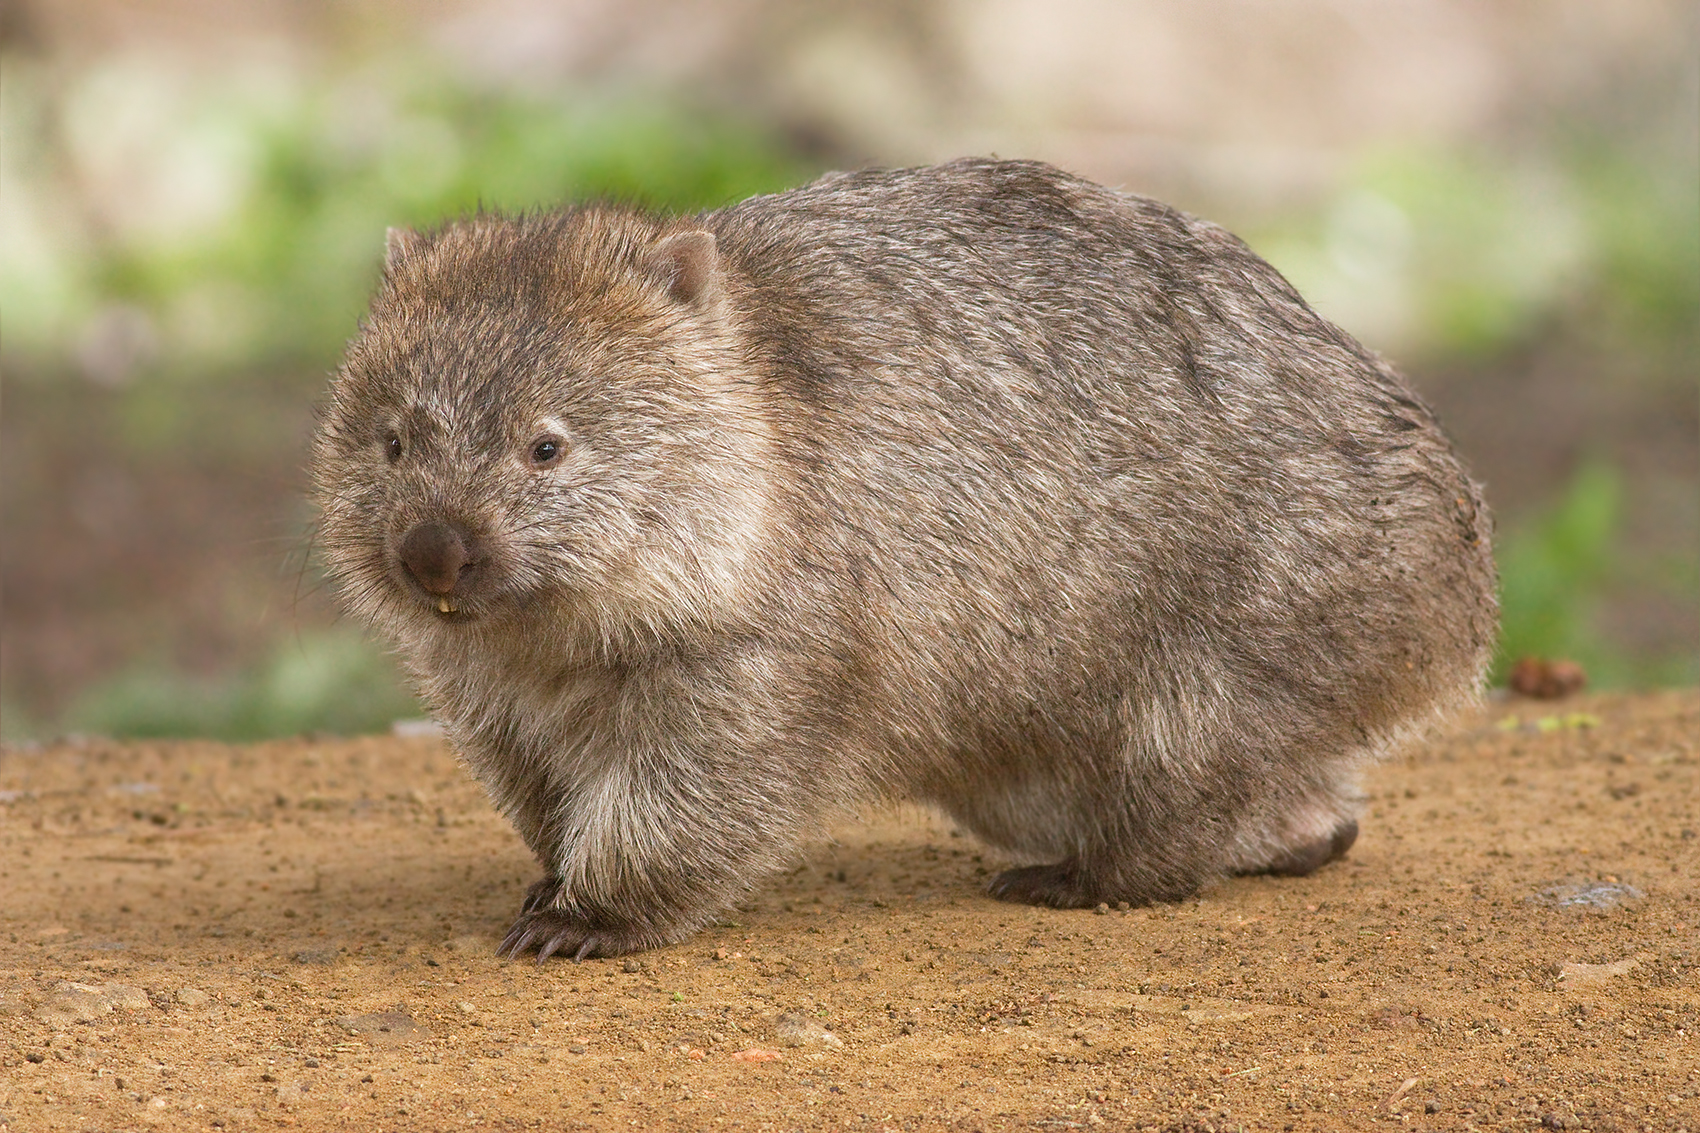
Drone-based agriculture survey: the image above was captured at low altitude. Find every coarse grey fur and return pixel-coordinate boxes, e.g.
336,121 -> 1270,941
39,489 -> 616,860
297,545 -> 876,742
311,158 -> 1497,960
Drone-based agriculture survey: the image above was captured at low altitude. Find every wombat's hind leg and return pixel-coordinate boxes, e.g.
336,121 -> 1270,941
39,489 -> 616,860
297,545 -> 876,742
1237,820 -> 1358,878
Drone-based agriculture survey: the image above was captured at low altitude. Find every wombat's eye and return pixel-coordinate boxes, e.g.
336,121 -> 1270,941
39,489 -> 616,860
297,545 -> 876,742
529,435 -> 565,467
384,433 -> 403,463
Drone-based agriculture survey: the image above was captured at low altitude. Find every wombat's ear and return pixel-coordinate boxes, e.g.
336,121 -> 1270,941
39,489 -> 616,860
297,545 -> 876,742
385,226 -> 425,273
645,230 -> 720,310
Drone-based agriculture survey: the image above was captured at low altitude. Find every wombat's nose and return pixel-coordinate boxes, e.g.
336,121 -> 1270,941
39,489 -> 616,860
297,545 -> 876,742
398,522 -> 478,595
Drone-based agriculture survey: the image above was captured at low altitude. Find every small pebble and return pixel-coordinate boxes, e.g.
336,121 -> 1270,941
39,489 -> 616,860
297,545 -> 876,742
175,988 -> 211,1009
774,1011 -> 842,1048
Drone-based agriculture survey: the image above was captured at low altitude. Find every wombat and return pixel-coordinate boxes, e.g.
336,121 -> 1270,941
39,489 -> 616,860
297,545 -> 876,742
312,158 -> 1496,960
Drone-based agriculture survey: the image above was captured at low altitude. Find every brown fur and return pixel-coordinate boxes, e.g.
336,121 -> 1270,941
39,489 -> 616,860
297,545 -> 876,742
311,159 -> 1497,959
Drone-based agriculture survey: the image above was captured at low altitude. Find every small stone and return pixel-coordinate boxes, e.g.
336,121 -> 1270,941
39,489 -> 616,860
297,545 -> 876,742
1559,957 -> 1639,983
102,984 -> 151,1012
38,982 -> 151,1028
622,959 -> 643,973
732,1048 -> 783,1062
1424,1100 -> 1440,1114
1093,903 -> 1110,915
175,988 -> 212,1009
774,1010 -> 843,1048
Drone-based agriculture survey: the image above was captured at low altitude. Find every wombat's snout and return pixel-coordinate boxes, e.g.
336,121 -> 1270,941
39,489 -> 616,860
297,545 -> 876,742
398,521 -> 484,601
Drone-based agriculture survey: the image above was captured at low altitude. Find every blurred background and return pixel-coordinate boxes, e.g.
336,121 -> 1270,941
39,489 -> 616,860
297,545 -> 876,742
2,0 -> 1695,742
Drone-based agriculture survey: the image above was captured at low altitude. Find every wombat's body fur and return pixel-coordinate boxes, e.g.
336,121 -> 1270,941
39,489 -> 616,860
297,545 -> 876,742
313,158 -> 1496,959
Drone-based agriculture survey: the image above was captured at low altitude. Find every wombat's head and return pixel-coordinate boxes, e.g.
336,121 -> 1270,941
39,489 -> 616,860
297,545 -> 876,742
311,209 -> 774,655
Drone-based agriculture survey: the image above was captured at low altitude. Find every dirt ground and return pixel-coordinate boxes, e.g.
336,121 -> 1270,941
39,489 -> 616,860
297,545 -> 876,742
1,690 -> 1695,1132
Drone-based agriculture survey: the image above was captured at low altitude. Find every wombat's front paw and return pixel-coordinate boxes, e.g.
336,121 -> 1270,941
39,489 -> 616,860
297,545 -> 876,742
987,862 -> 1096,908
498,880 -> 656,961
497,904 -> 653,962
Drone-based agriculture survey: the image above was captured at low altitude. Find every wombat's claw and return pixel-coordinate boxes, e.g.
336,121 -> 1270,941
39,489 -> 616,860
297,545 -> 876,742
987,862 -> 1094,908
499,907 -> 594,962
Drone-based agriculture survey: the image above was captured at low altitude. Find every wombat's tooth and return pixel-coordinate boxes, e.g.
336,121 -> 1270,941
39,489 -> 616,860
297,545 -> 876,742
438,597 -> 456,614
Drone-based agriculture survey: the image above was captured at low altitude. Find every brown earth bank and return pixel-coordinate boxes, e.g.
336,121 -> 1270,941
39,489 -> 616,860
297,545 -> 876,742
1,690 -> 1696,1133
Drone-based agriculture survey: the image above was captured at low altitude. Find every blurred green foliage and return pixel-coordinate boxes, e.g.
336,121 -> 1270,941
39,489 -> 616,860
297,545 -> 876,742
3,55 -> 1692,740
1492,462 -> 1620,687
26,76 -> 814,380
1493,461 -> 1699,690
1256,138 -> 1699,367
57,628 -> 421,741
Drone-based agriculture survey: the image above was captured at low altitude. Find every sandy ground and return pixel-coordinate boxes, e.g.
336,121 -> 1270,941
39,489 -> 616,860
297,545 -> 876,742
1,690 -> 1695,1132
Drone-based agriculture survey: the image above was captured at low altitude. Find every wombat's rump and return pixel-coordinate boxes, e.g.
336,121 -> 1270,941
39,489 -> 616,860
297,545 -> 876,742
312,158 -> 1496,959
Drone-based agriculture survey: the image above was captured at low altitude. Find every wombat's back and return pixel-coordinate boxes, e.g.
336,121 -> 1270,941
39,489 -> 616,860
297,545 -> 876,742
706,159 -> 1496,870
